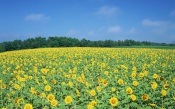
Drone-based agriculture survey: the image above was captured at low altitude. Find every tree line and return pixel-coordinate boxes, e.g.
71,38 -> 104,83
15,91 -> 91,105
0,36 -> 174,52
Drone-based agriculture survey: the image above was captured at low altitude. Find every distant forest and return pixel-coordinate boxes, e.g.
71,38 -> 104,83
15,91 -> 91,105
0,36 -> 174,52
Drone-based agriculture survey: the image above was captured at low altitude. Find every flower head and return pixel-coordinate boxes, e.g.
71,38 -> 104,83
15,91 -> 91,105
126,87 -> 133,94
24,103 -> 33,109
65,96 -> 72,104
142,94 -> 149,101
109,97 -> 119,106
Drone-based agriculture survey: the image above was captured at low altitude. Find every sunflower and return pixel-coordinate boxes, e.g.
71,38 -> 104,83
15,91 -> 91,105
14,84 -> 20,90
51,99 -> 57,107
109,97 -> 119,106
161,90 -> 166,96
1,83 -> 6,89
151,82 -> 157,90
111,87 -> 116,92
142,94 -> 149,101
132,81 -> 139,86
131,72 -> 136,78
68,81 -> 73,87
65,96 -> 72,104
118,79 -> 123,85
45,85 -> 51,91
139,73 -> 145,78
153,74 -> 158,79
90,90 -> 96,96
51,80 -> 56,84
24,103 -> 33,109
96,86 -> 101,92
47,94 -> 55,101
72,74 -> 76,79
41,93 -> 46,98
87,104 -> 94,109
90,100 -> 97,106
126,87 -> 133,94
104,71 -> 108,75
130,94 -> 136,101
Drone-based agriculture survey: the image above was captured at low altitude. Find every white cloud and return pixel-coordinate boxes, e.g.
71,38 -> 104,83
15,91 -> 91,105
96,6 -> 120,17
127,28 -> 137,34
107,26 -> 122,33
142,19 -> 166,26
25,13 -> 49,22
66,30 -> 80,36
87,31 -> 95,36
170,10 -> 175,16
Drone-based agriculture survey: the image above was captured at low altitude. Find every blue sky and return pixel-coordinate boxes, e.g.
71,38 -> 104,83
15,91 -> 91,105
0,0 -> 175,43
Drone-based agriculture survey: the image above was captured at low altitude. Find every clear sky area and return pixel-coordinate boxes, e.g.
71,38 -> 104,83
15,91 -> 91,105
0,0 -> 175,43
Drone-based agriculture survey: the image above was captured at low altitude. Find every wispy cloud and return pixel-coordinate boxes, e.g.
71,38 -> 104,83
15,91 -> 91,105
142,19 -> 166,26
107,26 -> 122,33
25,13 -> 49,22
126,28 -> 137,34
66,30 -> 80,36
96,6 -> 120,17
170,10 -> 175,16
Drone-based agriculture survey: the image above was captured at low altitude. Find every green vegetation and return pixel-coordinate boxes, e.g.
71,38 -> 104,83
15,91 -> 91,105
0,36 -> 174,52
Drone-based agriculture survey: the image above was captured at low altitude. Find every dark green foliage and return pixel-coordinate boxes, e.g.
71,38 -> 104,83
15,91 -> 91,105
0,36 -> 174,53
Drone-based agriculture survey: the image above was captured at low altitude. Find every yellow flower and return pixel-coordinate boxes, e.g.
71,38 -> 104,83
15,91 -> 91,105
126,87 -> 133,94
142,94 -> 149,101
68,81 -> 73,87
131,72 -> 136,78
130,94 -> 136,101
41,93 -> 46,98
1,83 -> 6,89
111,87 -> 116,92
132,81 -> 139,86
47,94 -> 55,101
51,80 -> 56,84
132,67 -> 137,71
14,84 -> 21,90
153,74 -> 158,79
103,80 -> 108,86
96,86 -> 101,92
161,90 -> 166,96
72,74 -> 76,79
45,85 -> 51,91
109,97 -> 119,107
30,87 -> 35,94
29,76 -> 33,80
164,83 -> 169,89
24,103 -> 33,109
51,99 -> 57,107
87,104 -> 94,109
76,89 -> 80,96
104,71 -> 108,75
90,100 -> 97,106
151,82 -> 157,90
65,96 -> 73,104
149,103 -> 156,107
114,69 -> 118,73
90,90 -> 96,96
118,79 -> 123,85
41,68 -> 47,74
139,73 -> 145,78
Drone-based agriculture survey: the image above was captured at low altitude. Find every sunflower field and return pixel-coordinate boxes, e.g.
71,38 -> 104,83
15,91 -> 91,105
0,47 -> 175,109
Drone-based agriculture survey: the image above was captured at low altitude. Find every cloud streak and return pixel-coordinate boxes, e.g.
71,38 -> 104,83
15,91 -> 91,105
142,19 -> 166,26
96,6 -> 120,17
107,26 -> 122,33
170,10 -> 175,16
25,13 -> 49,22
